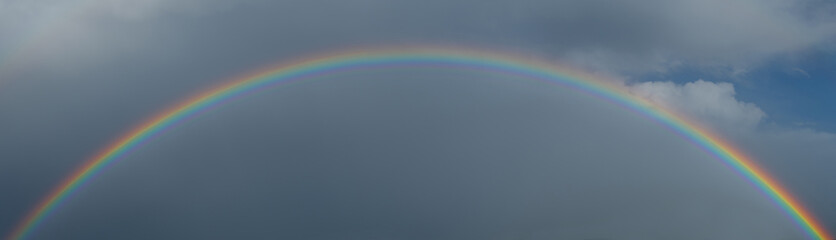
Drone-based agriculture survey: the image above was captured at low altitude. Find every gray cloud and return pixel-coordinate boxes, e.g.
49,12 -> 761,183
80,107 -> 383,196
1,0 -> 834,239
740,128 -> 836,226
625,78 -> 836,230
13,71 -> 804,239
2,0 -> 834,76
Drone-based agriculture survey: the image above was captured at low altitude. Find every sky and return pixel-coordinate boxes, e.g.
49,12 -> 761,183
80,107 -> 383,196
0,0 -> 835,239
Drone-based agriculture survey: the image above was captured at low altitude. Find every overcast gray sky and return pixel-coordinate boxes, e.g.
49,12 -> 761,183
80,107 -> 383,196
1,0 -> 835,239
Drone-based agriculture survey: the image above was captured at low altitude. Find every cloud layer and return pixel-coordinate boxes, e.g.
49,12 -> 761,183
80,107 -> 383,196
2,0 -> 834,75
17,71 -> 804,239
1,0 -> 834,239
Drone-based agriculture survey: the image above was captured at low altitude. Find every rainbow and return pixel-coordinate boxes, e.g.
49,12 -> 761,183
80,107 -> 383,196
6,47 -> 831,240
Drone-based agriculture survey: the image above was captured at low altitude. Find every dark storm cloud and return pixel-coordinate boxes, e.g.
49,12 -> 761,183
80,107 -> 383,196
740,129 -> 836,229
24,71 -> 802,239
1,0 -> 835,239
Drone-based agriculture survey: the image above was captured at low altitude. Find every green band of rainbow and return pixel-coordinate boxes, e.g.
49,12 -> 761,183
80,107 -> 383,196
6,47 -> 831,240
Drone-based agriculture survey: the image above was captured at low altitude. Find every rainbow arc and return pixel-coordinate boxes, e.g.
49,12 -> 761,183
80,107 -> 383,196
6,47 -> 830,240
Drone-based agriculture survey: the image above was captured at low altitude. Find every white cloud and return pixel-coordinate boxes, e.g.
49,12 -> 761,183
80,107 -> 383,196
628,80 -> 766,132
791,67 -> 812,78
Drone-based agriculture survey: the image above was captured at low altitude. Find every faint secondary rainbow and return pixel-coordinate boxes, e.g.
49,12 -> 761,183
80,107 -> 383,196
6,47 -> 831,240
